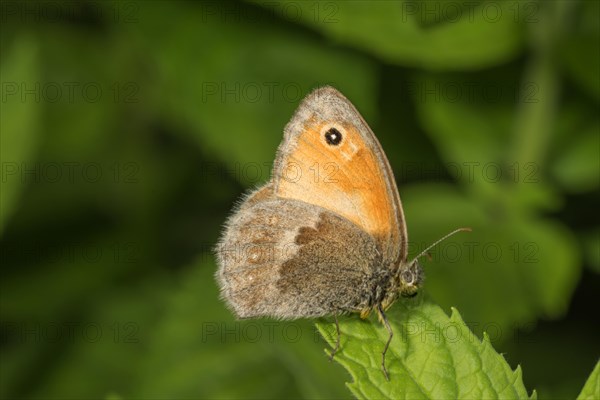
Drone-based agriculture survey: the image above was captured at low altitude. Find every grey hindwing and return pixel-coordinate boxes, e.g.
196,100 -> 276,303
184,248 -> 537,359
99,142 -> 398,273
216,187 -> 383,319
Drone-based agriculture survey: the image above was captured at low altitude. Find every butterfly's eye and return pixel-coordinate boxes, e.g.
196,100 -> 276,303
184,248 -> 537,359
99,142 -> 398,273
324,127 -> 343,146
400,270 -> 416,286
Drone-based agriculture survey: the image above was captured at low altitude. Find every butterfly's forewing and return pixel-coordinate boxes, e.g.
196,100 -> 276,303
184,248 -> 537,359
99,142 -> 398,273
272,87 -> 407,266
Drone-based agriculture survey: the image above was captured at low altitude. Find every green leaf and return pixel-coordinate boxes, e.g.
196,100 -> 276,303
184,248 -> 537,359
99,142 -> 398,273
0,34 -> 40,235
551,121 -> 600,193
412,63 -> 562,207
248,0 -> 524,70
582,229 -> 600,274
402,184 -> 580,339
2,25 -> 159,232
558,0 -> 600,100
0,234 -> 146,321
130,2 -> 377,186
317,298 -> 535,399
577,361 -> 600,400
25,274 -> 171,398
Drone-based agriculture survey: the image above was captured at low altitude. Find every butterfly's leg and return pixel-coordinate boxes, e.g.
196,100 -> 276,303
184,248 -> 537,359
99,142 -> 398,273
377,304 -> 393,381
329,314 -> 341,361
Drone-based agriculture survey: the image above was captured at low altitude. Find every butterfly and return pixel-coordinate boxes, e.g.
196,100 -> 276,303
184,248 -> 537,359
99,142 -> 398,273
215,86 -> 468,379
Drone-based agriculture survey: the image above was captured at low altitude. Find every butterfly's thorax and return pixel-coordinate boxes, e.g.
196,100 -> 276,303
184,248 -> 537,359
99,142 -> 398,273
354,258 -> 395,317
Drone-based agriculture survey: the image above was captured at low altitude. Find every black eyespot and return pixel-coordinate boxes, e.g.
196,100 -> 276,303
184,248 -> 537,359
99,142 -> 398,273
324,127 -> 342,146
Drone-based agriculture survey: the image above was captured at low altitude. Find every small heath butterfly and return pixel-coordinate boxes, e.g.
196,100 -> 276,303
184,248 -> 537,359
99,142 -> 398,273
216,86 -> 469,379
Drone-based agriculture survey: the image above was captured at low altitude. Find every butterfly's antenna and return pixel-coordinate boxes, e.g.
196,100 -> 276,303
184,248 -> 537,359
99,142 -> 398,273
412,227 -> 472,262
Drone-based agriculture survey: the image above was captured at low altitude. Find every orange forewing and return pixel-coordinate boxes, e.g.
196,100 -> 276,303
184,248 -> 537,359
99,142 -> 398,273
274,119 -> 398,249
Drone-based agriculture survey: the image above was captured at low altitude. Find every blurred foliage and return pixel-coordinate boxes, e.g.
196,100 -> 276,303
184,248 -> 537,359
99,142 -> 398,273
0,1 -> 598,399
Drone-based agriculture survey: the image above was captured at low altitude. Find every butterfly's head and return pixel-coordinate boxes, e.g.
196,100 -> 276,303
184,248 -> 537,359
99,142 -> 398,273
397,259 -> 424,298
380,259 -> 423,311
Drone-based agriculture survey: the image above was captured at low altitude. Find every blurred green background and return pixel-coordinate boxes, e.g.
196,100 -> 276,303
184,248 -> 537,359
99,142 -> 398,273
1,1 -> 598,399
